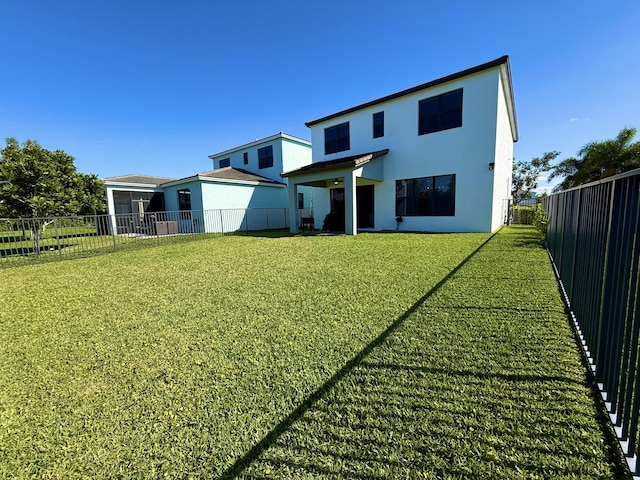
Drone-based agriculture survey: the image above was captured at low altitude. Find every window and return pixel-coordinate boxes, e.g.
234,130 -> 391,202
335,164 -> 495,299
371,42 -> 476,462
373,111 -> 384,138
297,192 -> 304,210
324,122 -> 350,155
418,89 -> 463,135
219,158 -> 230,168
396,174 -> 455,216
243,152 -> 248,165
178,188 -> 191,219
258,145 -> 273,169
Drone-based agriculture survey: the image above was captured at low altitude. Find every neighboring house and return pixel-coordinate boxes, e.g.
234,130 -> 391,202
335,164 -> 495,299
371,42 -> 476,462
103,133 -> 314,234
207,132 -> 315,219
282,56 -> 518,234
103,174 -> 175,234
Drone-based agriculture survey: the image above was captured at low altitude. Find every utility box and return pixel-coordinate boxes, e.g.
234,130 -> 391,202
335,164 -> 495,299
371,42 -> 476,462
156,221 -> 178,235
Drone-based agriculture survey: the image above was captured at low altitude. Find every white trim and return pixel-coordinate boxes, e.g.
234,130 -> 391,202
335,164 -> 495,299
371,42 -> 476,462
208,132 -> 311,160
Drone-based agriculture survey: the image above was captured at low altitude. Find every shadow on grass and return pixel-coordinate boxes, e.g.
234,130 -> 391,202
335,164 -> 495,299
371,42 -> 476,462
221,227 -> 628,479
220,232 -> 499,478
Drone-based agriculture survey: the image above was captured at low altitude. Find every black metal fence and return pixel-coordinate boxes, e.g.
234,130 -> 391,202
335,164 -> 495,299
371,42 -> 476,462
542,168 -> 640,474
0,207 -> 295,268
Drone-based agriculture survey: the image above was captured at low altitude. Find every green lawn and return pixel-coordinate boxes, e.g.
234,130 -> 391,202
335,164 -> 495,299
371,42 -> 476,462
0,227 -> 624,478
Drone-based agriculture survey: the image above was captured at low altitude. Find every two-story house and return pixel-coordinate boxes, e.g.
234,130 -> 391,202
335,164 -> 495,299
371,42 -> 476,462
282,56 -> 518,234
104,133 -> 313,234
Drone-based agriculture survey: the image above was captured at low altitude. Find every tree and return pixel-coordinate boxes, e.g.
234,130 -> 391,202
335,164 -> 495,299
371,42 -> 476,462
512,151 -> 559,204
0,138 -> 106,253
549,127 -> 640,191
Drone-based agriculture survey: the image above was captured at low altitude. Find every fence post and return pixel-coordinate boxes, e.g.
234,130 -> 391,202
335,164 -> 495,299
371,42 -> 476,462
219,209 -> 224,236
53,218 -> 62,260
112,215 -> 117,252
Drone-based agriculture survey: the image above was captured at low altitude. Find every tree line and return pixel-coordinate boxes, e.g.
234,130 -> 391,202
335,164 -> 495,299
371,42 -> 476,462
512,127 -> 640,204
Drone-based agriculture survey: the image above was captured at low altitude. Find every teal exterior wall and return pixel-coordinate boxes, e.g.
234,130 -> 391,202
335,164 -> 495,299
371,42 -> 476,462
200,181 -> 287,210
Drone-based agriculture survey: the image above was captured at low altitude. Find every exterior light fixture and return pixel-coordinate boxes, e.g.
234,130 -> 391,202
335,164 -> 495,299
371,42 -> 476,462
488,162 -> 495,171
333,178 -> 340,185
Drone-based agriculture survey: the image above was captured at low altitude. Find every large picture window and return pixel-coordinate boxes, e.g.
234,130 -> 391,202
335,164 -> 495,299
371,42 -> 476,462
419,89 -> 463,135
258,145 -> 273,169
324,122 -> 350,155
396,174 -> 456,216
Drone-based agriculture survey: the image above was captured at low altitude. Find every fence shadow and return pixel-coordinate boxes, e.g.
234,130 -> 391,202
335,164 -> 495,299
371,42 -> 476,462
219,232 -> 498,478
220,227 -> 626,479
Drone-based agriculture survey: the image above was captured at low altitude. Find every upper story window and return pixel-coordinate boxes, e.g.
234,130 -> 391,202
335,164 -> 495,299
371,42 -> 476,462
324,122 -> 350,155
243,152 -> 248,165
373,112 -> 384,138
258,145 -> 273,169
418,89 -> 463,135
219,158 -> 230,168
396,174 -> 456,217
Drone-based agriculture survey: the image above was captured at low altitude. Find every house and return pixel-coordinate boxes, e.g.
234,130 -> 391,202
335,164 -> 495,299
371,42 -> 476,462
282,56 -> 518,234
103,133 -> 314,234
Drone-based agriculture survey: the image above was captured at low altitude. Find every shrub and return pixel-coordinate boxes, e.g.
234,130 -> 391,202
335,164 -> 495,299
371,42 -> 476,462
511,205 -> 535,225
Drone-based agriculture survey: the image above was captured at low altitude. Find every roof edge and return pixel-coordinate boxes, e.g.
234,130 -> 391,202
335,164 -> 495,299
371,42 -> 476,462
208,132 -> 311,160
305,56 -> 510,127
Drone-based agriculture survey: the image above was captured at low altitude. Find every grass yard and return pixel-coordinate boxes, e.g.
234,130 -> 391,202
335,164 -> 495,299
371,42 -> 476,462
0,227 -> 623,478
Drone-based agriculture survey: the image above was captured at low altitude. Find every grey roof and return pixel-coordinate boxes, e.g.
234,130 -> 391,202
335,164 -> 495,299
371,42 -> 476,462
160,167 -> 286,187
281,149 -> 389,178
103,174 -> 176,186
197,167 -> 285,185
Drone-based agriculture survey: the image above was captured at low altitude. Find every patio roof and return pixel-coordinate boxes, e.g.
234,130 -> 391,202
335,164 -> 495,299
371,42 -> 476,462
103,174 -> 176,186
281,149 -> 389,178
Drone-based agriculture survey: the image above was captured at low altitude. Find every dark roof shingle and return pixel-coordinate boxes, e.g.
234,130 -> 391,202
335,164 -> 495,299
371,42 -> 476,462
281,149 -> 389,178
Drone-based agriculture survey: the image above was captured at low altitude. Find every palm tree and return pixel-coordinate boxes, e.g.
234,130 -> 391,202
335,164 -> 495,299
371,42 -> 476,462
550,127 -> 640,191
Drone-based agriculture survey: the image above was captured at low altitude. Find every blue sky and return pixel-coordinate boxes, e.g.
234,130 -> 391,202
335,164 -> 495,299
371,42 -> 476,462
1,1 -> 639,192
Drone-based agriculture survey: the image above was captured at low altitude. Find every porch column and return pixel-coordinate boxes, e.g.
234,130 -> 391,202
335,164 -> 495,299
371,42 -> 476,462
288,181 -> 299,234
344,170 -> 357,235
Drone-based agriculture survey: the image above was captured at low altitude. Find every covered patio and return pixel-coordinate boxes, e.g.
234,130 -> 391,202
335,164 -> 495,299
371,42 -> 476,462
281,149 -> 389,234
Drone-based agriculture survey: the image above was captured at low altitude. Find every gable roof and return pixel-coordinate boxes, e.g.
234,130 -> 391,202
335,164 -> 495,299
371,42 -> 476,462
305,55 -> 518,142
103,174 -> 176,186
281,149 -> 389,178
161,167 -> 285,187
208,132 -> 311,160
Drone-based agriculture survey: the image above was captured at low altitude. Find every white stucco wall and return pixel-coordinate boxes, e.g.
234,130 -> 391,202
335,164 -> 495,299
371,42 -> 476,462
281,138 -> 312,173
308,67 -> 512,233
491,74 -> 515,230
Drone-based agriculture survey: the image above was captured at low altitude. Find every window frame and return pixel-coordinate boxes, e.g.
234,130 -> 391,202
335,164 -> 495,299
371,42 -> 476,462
243,152 -> 248,165
219,158 -> 230,168
395,174 -> 456,217
324,122 -> 350,155
258,145 -> 274,169
177,188 -> 192,219
418,89 -> 463,136
373,111 -> 384,138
